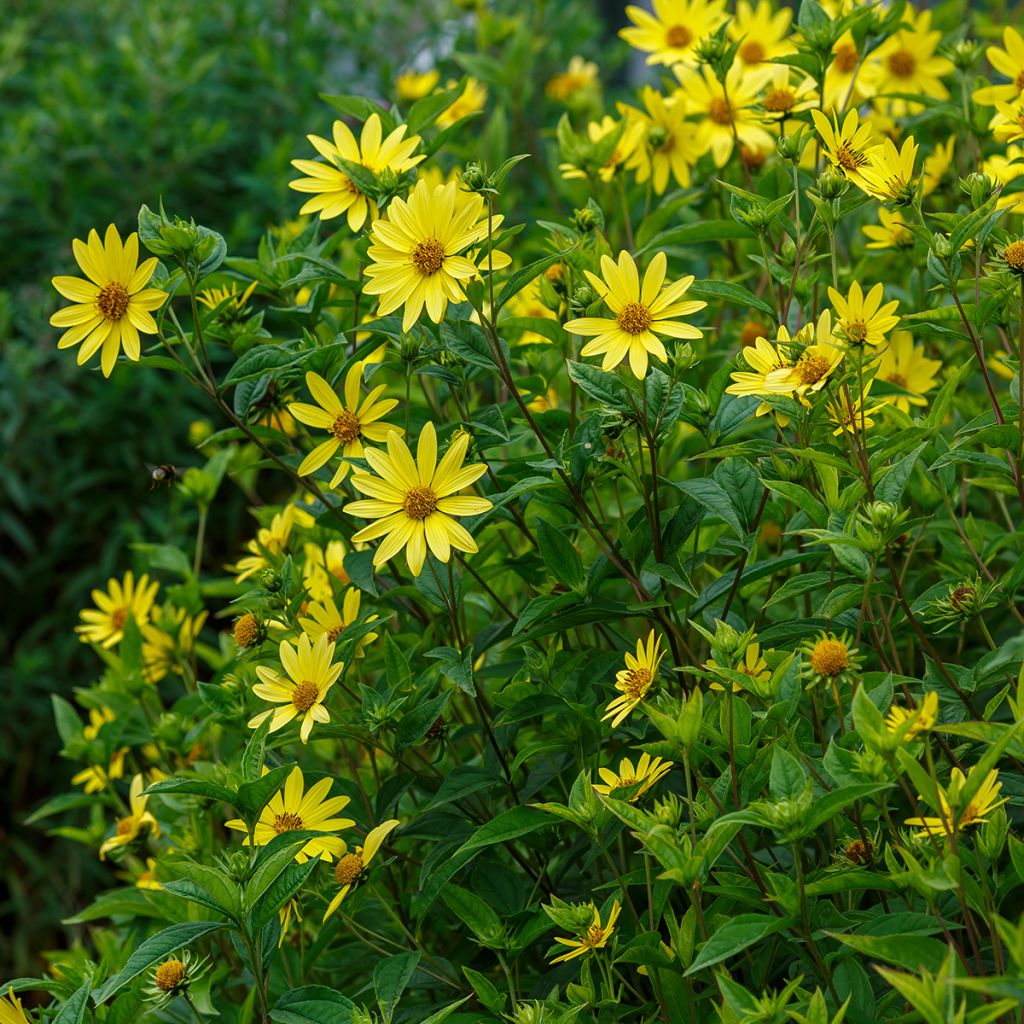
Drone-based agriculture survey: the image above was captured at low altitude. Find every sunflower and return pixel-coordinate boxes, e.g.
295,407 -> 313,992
602,630 -> 665,727
905,766 -> 1005,839
247,633 -> 343,744
436,77 -> 487,128
50,224 -> 167,378
862,209 -> 913,250
344,422 -> 492,576
673,64 -> 775,169
289,364 -> 401,486
142,606 -> 208,684
144,951 -> 210,1007
559,115 -> 645,183
593,753 -> 673,801
0,993 -> 32,1024
395,68 -> 440,102
728,0 -> 794,67
564,250 -> 706,379
225,766 -> 353,863
982,147 -> 1024,210
800,631 -> 862,688
767,310 -> 845,406
758,66 -> 818,122
196,280 -> 258,316
230,505 -> 312,583
857,136 -> 919,206
362,180 -> 510,333
873,331 -> 941,413
823,32 -> 863,110
828,281 -> 900,348
860,9 -> 952,116
620,87 -> 707,193
76,571 -> 160,649
322,819 -> 400,921
620,0 -> 726,67
974,27 -> 1024,107
99,774 -> 160,860
289,113 -> 424,231
886,691 -> 939,741
811,108 -> 880,188
725,335 -> 793,417
992,100 -> 1024,145
550,901 -> 622,963
828,380 -> 886,435
298,587 -> 379,658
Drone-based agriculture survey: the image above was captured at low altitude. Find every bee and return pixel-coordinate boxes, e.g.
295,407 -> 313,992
149,464 -> 180,489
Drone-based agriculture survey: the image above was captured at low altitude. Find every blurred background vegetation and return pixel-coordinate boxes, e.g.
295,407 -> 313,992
0,0 -> 615,982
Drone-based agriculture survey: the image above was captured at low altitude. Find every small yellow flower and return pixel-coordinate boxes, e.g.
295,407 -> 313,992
0,992 -> 32,1024
345,422 -> 493,576
436,77 -> 487,129
974,27 -> 1024,107
706,641 -> 773,694
248,633 -> 343,744
559,115 -> 645,183
550,901 -> 622,963
289,363 -> 401,486
886,691 -> 939,741
828,380 -> 886,436
593,753 -> 673,801
225,765 -> 353,863
766,310 -> 845,406
322,819 -> 400,921
50,224 -> 167,377
873,331 -> 941,413
801,631 -> 861,686
905,766 -> 1005,838
71,749 -> 127,795
811,108 -> 880,189
828,281 -> 900,348
725,335 -> 793,418
620,0 -> 726,67
142,606 -> 208,683
728,0 -> 793,66
289,113 -> 424,231
230,505 -> 312,583
620,87 -> 707,194
196,280 -> 257,315
99,775 -> 160,860
77,571 -> 160,648
136,856 -> 163,891
298,587 -> 379,657
546,56 -> 599,102
858,136 -> 919,206
564,250 -> 706,379
921,137 -> 955,197
396,68 -> 440,102
823,32 -> 862,109
758,66 -> 818,121
862,209 -> 913,250
602,631 -> 665,728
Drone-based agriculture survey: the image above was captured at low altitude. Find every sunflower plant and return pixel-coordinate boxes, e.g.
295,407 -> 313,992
15,1 -> 1024,1023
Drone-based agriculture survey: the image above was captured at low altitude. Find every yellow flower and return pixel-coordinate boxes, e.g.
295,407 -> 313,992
363,180 -> 511,333
811,108 -> 880,189
83,705 -> 116,740
828,281 -> 900,348
725,335 -> 793,417
196,280 -> 258,315
602,631 -> 665,728
828,380 -> 886,436
621,88 -> 707,193
502,278 -> 558,344
99,774 -> 160,860
50,224 -> 167,377
873,331 -> 941,413
564,250 -> 706,379
593,753 -> 673,801
974,27 -> 1024,107
77,571 -> 159,648
559,115 -> 645,183
436,77 -> 487,128
345,422 -> 492,576
142,606 -> 208,684
728,0 -> 794,67
225,765 -> 353,863
72,749 -> 127,795
767,310 -> 845,405
981,146 -> 1024,209
862,209 -> 913,250
905,766 -> 1005,838
823,32 -> 862,110
992,100 -> 1024,145
248,633 -> 343,743
860,9 -> 952,116
289,113 -> 424,231
673,64 -> 774,169
801,631 -> 860,685
396,68 -> 440,102
546,56 -> 599,102
758,66 -> 818,122
322,819 -> 400,921
550,901 -> 622,963
857,136 -> 919,205
886,691 -> 939,741
706,641 -> 773,694
289,364 -> 401,486
230,505 -> 312,583
299,587 -> 379,657
620,0 -> 726,67
921,137 -> 955,197
0,992 -> 32,1024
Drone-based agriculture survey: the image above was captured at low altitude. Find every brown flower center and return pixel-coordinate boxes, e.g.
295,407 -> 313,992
740,321 -> 767,346
622,666 -> 652,700
273,811 -> 304,834
326,624 -> 343,643
764,87 -> 796,113
331,409 -> 362,442
292,680 -> 319,712
665,24 -> 692,49
950,584 -> 975,611
835,144 -> 867,172
97,281 -> 130,320
886,49 -> 916,79
334,852 -> 365,886
617,301 -> 653,335
844,838 -> 873,864
1004,240 -> 1024,272
844,319 -> 868,344
886,372 -> 907,389
402,485 -> 437,520
154,959 -> 186,991
116,816 -> 135,836
740,40 -> 766,64
810,638 -> 849,677
833,42 -> 859,74
412,238 -> 445,276
796,353 -> 831,385
234,613 -> 259,647
709,96 -> 733,125
111,607 -> 128,631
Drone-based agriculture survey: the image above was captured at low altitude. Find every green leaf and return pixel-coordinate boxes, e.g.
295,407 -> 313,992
441,885 -> 505,947
689,280 -> 774,318
685,914 -> 793,975
53,981 -> 91,1024
769,747 -> 807,801
566,360 -> 631,411
535,519 -> 585,592
828,932 -> 948,973
250,857 -> 320,930
673,478 -> 745,538
92,922 -> 227,1003
271,986 -> 356,1024
875,442 -> 928,504
635,219 -> 752,257
374,952 -> 421,1021
143,777 -> 236,804
236,762 -> 298,819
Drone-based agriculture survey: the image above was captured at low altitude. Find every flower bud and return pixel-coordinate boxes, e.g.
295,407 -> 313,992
931,233 -> 954,259
960,172 -> 996,209
646,126 -> 669,151
573,204 -> 602,233
461,162 -> 489,191
573,284 -> 597,307
817,167 -> 849,200
258,568 -> 283,592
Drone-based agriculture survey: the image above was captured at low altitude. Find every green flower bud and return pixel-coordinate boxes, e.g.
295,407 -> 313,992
817,167 -> 849,200
259,568 -> 283,592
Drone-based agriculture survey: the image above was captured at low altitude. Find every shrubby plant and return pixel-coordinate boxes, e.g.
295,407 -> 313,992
10,0 -> 1024,1022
